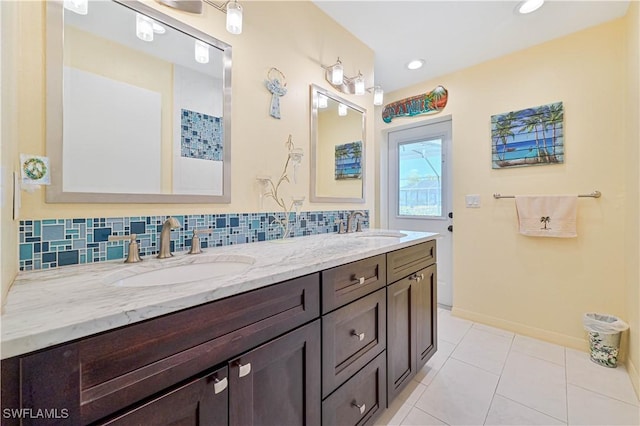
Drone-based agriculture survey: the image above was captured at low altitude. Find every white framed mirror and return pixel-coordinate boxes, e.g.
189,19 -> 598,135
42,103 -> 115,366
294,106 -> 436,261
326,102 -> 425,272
46,0 -> 232,203
309,84 -> 366,203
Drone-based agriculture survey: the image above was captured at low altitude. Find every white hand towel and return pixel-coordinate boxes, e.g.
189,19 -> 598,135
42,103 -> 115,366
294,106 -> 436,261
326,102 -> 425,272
515,195 -> 578,238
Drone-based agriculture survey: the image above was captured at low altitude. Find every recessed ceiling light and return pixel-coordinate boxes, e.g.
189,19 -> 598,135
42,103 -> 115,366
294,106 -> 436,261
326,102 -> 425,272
518,0 -> 544,14
407,59 -> 425,70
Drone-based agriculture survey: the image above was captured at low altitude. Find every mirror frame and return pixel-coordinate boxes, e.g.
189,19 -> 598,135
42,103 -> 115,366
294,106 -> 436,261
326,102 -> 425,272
309,84 -> 366,204
46,0 -> 232,203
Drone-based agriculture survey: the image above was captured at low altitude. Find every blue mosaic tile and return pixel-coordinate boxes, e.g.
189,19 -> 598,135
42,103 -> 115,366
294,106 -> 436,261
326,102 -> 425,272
17,210 -> 369,271
181,109 -> 223,161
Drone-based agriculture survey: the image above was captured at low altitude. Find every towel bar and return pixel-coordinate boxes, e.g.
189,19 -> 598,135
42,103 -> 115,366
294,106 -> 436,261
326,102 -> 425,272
493,190 -> 601,199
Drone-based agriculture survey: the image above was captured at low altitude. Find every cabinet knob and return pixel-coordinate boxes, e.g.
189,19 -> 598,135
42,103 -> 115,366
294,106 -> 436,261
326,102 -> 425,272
352,401 -> 366,415
410,273 -> 423,282
351,330 -> 365,341
236,361 -> 252,378
213,377 -> 228,394
351,275 -> 366,285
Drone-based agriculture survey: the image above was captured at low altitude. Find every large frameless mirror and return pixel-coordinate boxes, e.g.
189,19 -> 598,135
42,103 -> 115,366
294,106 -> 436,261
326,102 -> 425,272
46,0 -> 232,203
309,84 -> 366,203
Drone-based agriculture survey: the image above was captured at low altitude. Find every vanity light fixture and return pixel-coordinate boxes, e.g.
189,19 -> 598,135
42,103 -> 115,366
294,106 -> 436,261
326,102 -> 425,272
194,40 -> 210,64
338,103 -> 348,117
226,0 -> 243,35
518,0 -> 544,14
63,0 -> 88,15
369,86 -> 384,106
151,22 -> 166,34
136,13 -> 154,42
353,73 -> 365,95
329,58 -> 344,85
318,93 -> 328,109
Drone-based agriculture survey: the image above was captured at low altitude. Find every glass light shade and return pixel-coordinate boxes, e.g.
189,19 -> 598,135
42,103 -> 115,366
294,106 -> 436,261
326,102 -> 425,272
151,22 -> 166,34
226,1 -> 243,35
331,62 -> 344,85
373,86 -> 384,106
63,0 -> 88,15
338,103 -> 347,116
136,13 -> 154,42
194,40 -> 210,64
354,75 -> 365,95
518,0 -> 544,14
318,94 -> 328,109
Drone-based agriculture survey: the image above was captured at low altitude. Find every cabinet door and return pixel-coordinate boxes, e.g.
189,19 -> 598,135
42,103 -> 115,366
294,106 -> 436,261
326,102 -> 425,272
101,366 -> 228,426
229,320 -> 321,426
416,264 -> 438,370
386,279 -> 416,403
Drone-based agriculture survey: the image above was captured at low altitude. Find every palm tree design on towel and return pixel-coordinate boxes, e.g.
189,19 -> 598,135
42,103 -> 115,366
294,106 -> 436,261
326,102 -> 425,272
540,216 -> 551,230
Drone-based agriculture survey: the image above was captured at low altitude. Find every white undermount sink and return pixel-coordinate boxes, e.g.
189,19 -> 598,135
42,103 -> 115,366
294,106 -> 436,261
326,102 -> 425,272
355,231 -> 407,238
104,254 -> 256,287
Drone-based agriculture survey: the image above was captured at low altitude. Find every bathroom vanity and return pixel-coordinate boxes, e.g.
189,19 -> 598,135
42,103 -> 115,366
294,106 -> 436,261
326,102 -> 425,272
1,231 -> 437,425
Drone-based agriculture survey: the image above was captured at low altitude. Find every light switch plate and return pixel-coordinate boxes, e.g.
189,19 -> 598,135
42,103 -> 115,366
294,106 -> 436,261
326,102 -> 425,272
465,194 -> 481,208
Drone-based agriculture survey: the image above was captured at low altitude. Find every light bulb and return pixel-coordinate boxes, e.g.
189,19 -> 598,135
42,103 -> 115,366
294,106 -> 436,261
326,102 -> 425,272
195,40 -> 209,64
331,60 -> 344,85
338,103 -> 347,116
226,1 -> 243,35
354,74 -> 365,95
318,94 -> 328,109
518,0 -> 544,14
136,13 -> 154,42
373,86 -> 384,106
64,0 -> 88,15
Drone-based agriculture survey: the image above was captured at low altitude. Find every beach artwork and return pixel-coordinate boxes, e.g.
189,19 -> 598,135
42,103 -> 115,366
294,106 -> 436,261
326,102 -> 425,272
335,141 -> 362,180
491,102 -> 564,169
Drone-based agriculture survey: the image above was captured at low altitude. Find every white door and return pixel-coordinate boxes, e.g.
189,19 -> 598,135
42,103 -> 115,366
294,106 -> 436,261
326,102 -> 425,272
388,118 -> 453,307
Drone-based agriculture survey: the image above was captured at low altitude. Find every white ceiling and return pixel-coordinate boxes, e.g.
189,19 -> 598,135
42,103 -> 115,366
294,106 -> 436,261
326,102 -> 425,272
313,0 -> 630,93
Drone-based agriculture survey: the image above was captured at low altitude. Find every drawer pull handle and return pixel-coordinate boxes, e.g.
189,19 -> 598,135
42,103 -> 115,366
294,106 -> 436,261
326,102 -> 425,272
352,401 -> 366,415
213,377 -> 228,394
236,362 -> 251,378
351,275 -> 366,285
351,330 -> 365,341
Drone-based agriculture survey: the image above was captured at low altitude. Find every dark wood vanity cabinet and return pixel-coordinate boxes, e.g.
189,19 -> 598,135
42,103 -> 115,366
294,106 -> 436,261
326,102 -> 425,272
0,239 -> 437,426
386,242 -> 438,403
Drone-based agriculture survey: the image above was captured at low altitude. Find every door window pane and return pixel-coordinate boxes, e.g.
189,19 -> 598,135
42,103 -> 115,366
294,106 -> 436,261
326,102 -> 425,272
397,139 -> 443,217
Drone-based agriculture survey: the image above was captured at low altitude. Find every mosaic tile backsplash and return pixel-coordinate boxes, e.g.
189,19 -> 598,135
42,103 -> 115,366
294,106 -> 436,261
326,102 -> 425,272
180,109 -> 223,161
19,210 -> 369,271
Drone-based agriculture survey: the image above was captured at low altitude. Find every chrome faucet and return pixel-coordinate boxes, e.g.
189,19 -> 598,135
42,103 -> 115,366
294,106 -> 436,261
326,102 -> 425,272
157,217 -> 180,259
346,211 -> 365,233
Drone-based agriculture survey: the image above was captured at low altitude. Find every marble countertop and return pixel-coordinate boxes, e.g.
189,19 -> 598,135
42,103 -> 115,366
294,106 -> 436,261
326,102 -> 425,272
1,229 -> 437,359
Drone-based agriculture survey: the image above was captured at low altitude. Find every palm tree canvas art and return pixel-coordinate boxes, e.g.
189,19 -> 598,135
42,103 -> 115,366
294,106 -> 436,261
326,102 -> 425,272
335,141 -> 362,180
491,102 -> 564,169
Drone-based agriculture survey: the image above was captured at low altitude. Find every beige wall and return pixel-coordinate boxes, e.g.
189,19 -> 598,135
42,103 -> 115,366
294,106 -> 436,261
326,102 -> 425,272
1,1 -> 19,308
378,19 -> 629,350
15,0 -> 375,220
624,1 -> 640,397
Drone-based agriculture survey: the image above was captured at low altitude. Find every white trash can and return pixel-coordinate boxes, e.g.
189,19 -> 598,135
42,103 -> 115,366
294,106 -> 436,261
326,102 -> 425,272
583,313 -> 629,368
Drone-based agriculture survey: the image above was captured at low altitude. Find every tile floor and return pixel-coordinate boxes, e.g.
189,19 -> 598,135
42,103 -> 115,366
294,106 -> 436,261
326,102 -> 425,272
376,309 -> 640,426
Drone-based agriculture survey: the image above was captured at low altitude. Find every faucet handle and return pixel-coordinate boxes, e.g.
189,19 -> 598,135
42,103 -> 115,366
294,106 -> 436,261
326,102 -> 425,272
355,219 -> 363,233
189,228 -> 212,255
335,220 -> 346,234
108,234 -> 142,263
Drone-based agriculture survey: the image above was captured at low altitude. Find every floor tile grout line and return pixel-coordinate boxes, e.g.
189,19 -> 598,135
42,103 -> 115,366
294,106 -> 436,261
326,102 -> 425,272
410,404 -> 451,426
482,332 -> 516,425
494,393 -> 569,425
568,382 -> 640,407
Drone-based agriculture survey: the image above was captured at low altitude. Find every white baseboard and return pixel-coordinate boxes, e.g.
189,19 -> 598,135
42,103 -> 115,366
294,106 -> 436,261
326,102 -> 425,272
451,307 -> 587,351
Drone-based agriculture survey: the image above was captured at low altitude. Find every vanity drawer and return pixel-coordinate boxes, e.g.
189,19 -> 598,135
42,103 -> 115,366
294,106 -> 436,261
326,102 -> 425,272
322,254 -> 386,313
78,273 -> 319,424
322,288 -> 386,397
387,240 -> 436,284
322,351 -> 387,426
